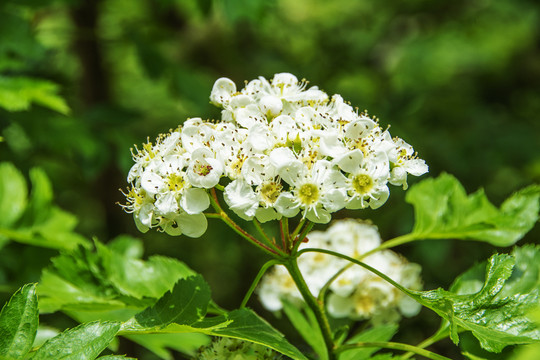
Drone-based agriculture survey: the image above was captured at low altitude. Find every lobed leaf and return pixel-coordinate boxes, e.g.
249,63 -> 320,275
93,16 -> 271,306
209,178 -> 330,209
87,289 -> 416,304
405,173 -> 539,246
38,236 -> 194,314
0,283 -> 39,360
410,245 -> 540,352
31,321 -> 120,360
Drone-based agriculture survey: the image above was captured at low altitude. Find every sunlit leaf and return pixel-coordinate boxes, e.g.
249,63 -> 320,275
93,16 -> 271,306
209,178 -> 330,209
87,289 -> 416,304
127,275 -> 211,329
405,173 -> 539,246
0,284 -> 38,360
38,236 -> 193,313
410,246 -> 540,352
32,321 -> 120,360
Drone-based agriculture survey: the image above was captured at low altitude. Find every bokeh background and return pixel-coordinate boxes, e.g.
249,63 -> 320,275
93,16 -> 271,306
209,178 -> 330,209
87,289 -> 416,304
1,0 -> 539,358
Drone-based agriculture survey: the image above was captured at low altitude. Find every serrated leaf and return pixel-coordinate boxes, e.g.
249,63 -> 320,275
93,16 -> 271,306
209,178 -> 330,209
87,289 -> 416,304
282,300 -> 327,360
405,174 -> 539,246
125,275 -> 211,329
122,308 -> 308,360
38,237 -> 194,313
198,309 -> 308,360
0,162 -> 28,228
0,284 -> 38,360
339,324 -> 398,360
32,321 -> 120,360
409,246 -> 540,352
0,76 -> 70,114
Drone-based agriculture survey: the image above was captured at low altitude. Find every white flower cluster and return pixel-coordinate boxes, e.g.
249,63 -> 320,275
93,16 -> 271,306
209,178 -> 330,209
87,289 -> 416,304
122,73 -> 428,236
258,219 -> 423,322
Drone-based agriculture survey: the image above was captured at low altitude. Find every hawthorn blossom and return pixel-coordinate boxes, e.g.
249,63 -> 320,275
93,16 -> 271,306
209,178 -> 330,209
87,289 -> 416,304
258,219 -> 423,322
123,73 -> 428,238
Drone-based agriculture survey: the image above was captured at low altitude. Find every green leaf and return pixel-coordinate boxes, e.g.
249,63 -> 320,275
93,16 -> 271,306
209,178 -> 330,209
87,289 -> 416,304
96,356 -> 137,360
38,237 -> 194,313
282,300 -> 327,360
122,308 -> 308,360
339,324 -> 398,360
127,275 -> 211,329
32,321 -> 120,360
0,284 -> 39,360
197,309 -> 308,360
0,162 -> 28,228
409,246 -> 540,352
0,76 -> 70,114
405,173 -> 539,246
0,163 -> 89,250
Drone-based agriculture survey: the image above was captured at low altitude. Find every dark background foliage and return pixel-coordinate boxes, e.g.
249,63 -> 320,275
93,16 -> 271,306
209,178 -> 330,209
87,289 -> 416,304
0,0 -> 538,358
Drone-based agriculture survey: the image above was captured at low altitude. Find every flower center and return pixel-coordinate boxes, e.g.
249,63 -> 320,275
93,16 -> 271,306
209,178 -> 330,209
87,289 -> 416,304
259,181 -> 282,204
352,174 -> 373,194
297,183 -> 319,205
143,141 -> 155,159
167,173 -> 185,191
194,162 -> 213,176
230,156 -> 246,176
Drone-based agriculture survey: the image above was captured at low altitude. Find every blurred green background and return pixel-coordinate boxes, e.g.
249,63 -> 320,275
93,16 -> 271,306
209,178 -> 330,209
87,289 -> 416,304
0,0 -> 539,358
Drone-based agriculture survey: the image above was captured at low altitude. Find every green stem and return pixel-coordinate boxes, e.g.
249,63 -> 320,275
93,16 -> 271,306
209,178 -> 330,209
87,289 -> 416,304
317,244 -> 380,303
291,220 -> 314,254
290,218 -> 306,242
359,233 -> 419,259
284,258 -> 336,360
240,259 -> 282,308
297,248 -> 414,297
336,341 -> 452,360
253,218 -> 286,256
209,188 -> 278,256
318,263 -> 351,303
282,217 -> 290,250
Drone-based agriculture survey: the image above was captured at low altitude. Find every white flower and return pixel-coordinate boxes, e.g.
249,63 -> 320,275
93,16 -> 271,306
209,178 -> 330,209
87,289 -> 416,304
258,265 -> 303,311
223,179 -> 259,221
388,139 -> 429,189
258,219 -> 423,322
187,147 -> 223,188
336,150 -> 390,209
210,77 -> 237,107
273,157 -> 348,223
